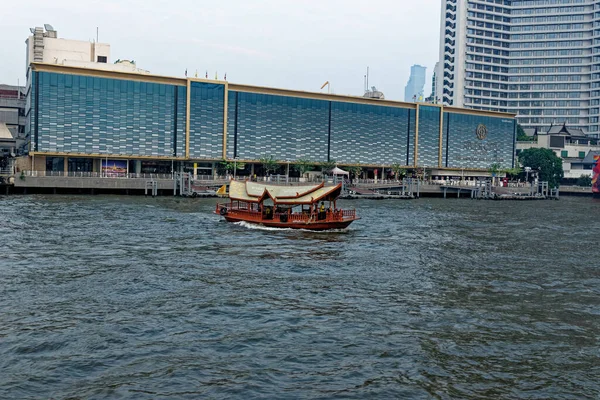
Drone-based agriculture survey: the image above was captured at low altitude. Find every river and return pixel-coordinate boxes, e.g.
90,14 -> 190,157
1,195 -> 599,399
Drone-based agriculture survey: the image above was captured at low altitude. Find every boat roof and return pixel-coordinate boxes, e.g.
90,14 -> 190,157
229,180 -> 343,205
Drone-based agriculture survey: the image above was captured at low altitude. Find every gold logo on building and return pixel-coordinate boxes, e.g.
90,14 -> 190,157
476,124 -> 488,140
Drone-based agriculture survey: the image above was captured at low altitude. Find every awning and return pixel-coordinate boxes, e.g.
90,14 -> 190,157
0,123 -> 14,140
331,167 -> 349,176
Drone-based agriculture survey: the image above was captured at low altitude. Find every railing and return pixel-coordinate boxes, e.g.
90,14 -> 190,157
225,175 -> 303,183
23,170 -> 175,179
0,94 -> 24,100
216,203 -> 357,223
341,209 -> 356,219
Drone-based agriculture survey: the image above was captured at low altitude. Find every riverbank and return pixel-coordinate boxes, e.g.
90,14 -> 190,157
2,175 -> 594,198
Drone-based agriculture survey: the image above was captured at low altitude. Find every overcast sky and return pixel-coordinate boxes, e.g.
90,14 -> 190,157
1,0 -> 441,100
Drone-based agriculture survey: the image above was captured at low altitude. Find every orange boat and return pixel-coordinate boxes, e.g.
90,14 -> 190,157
215,180 -> 359,230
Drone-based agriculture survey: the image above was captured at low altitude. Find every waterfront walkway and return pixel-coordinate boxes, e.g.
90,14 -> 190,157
6,172 -> 594,197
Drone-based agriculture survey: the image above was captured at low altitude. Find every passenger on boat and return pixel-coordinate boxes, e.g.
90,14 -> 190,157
319,202 -> 326,220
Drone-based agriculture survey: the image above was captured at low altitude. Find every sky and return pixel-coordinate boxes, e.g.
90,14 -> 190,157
1,0 -> 441,100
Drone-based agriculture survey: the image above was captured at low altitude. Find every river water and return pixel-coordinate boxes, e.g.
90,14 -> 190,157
1,195 -> 599,399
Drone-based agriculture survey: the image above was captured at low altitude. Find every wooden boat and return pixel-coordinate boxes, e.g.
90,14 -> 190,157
215,180 -> 359,230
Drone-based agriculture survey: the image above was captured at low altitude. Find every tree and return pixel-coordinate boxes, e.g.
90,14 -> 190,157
518,148 -> 564,188
390,163 -> 406,181
218,159 -> 234,175
346,165 -> 363,181
320,159 -> 337,175
503,166 -> 522,179
577,174 -> 592,187
259,155 -> 279,176
517,124 -> 534,142
219,159 -> 245,175
292,159 -> 314,178
488,163 -> 503,185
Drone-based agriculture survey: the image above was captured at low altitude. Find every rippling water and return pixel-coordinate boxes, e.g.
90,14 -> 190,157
1,195 -> 600,399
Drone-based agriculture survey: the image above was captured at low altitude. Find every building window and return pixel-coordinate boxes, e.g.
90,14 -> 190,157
561,150 -> 568,158
579,151 -> 585,159
97,56 -> 107,63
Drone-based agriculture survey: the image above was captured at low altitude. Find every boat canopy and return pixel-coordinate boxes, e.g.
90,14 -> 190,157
229,180 -> 342,205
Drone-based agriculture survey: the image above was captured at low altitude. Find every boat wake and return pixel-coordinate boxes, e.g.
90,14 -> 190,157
234,221 -> 293,231
233,221 -> 350,233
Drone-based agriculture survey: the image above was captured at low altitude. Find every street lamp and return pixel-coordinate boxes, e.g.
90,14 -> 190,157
233,157 -> 239,180
286,160 -> 290,184
104,145 -> 109,178
171,149 -> 175,179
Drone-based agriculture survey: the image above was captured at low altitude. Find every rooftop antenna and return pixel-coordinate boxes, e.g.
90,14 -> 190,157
367,66 -> 370,93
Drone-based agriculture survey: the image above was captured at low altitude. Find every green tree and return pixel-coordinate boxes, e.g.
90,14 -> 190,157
219,159 -> 245,174
518,148 -> 564,188
488,162 -> 502,175
390,163 -> 406,181
346,165 -> 363,181
503,166 -> 522,178
577,174 -> 592,187
219,159 -> 234,174
259,155 -> 279,176
320,159 -> 337,175
292,159 -> 314,178
516,124 -> 534,142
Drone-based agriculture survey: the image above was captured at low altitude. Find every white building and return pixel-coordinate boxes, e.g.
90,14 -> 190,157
517,124 -> 600,181
437,0 -> 598,136
25,24 -> 149,76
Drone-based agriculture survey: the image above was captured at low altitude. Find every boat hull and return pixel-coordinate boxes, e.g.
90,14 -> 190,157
222,215 -> 357,231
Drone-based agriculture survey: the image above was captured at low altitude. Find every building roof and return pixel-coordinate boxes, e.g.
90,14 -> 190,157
523,128 -> 537,137
544,123 -> 587,138
229,180 -> 342,205
582,151 -> 600,164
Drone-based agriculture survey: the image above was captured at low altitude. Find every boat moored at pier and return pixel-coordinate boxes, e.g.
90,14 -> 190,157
215,181 -> 359,230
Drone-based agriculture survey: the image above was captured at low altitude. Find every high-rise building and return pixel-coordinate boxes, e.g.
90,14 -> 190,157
437,0 -> 599,136
404,65 -> 427,102
426,62 -> 440,103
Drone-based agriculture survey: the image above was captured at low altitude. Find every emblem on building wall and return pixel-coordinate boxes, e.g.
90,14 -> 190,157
476,124 -> 488,140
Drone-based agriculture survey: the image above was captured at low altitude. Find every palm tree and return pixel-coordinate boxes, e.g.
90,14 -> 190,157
390,163 -> 406,181
346,165 -> 363,183
259,155 -> 279,176
320,159 -> 337,176
292,159 -> 314,180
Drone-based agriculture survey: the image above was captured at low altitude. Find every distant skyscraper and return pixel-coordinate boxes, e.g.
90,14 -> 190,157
426,62 -> 440,103
404,65 -> 427,102
437,0 -> 599,135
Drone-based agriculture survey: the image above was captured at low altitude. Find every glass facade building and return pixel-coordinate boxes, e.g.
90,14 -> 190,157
26,63 -> 516,172
438,0 -> 600,136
